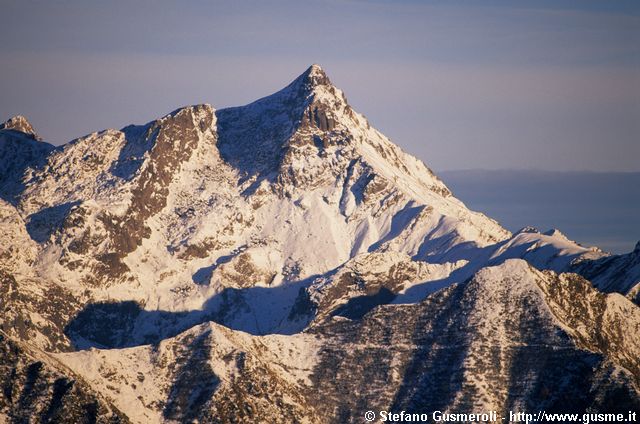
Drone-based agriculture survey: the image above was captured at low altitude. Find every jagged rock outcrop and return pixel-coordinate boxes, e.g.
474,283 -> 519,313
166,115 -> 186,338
0,115 -> 42,140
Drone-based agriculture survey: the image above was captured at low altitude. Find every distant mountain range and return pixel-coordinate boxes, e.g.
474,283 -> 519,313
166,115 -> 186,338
440,169 -> 640,254
1,65 -> 638,423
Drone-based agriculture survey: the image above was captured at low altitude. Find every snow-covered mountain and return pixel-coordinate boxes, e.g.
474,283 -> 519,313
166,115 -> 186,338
1,65 -> 638,423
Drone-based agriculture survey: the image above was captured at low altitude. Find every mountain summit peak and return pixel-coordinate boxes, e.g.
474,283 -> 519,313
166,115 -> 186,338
307,63 -> 325,77
293,63 -> 332,91
0,115 -> 41,140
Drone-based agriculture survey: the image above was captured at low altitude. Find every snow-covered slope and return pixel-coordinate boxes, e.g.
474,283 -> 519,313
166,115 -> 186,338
1,65 -> 638,422
55,322 -> 322,423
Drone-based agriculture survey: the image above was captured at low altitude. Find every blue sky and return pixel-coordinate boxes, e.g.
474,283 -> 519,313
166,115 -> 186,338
1,0 -> 638,171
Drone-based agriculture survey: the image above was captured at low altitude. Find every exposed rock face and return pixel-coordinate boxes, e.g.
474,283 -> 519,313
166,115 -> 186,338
0,270 -> 79,352
570,244 -> 640,304
1,65 -> 638,422
94,105 -> 215,279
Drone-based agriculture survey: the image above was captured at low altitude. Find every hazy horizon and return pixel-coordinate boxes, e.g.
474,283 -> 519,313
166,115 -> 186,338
440,169 -> 640,254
